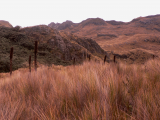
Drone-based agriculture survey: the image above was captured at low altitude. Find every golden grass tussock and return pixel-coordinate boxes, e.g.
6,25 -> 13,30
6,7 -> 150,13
0,60 -> 160,120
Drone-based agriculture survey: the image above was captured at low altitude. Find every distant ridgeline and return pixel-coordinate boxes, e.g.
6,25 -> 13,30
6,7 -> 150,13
0,25 -> 106,72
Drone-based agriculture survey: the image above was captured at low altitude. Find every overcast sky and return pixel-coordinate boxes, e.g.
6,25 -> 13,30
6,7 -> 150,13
0,0 -> 160,27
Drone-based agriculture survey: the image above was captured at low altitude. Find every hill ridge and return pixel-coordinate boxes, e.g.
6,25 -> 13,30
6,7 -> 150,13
0,25 -> 106,72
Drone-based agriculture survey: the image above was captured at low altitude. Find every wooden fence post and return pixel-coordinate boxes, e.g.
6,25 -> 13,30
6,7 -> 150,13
29,55 -> 31,72
114,55 -> 116,63
88,54 -> 91,61
73,57 -> 76,65
10,47 -> 13,76
104,55 -> 107,64
35,41 -> 38,71
83,51 -> 86,61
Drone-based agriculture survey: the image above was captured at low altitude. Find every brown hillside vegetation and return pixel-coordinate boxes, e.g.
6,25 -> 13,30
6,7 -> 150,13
0,60 -> 160,119
20,25 -> 106,61
48,15 -> 160,63
0,25 -> 106,72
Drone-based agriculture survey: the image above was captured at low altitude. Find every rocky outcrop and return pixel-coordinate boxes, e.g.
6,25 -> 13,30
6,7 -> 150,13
48,20 -> 75,30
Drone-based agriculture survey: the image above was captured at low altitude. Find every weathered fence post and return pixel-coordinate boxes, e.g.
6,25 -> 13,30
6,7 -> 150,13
73,57 -> 76,65
104,55 -> 107,64
83,51 -> 86,61
35,41 -> 38,71
10,47 -> 13,76
153,55 -> 155,60
114,55 -> 116,63
29,55 -> 31,72
88,54 -> 91,61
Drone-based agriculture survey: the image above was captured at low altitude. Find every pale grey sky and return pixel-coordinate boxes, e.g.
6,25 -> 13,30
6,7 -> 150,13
0,0 -> 160,27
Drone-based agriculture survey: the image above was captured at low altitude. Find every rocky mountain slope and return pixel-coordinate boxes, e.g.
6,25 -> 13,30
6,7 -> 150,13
48,20 -> 75,30
48,15 -> 160,64
0,25 -> 106,72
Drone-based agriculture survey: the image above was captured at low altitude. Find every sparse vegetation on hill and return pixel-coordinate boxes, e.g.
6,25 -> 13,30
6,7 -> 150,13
0,25 -> 106,73
0,60 -> 160,119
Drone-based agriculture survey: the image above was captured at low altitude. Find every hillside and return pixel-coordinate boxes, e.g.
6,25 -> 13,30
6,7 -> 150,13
48,15 -> 160,63
0,25 -> 106,72
0,20 -> 13,28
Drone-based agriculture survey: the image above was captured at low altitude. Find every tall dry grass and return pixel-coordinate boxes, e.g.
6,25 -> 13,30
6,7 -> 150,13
0,60 -> 160,120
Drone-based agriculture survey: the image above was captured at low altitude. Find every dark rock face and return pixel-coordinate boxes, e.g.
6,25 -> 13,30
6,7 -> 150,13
72,38 -> 105,54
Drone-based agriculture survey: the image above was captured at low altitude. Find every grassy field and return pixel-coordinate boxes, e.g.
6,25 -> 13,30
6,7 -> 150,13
0,60 -> 160,120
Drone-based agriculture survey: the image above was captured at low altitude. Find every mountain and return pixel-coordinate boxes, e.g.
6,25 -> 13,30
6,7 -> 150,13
80,18 -> 107,26
48,15 -> 160,39
0,20 -> 13,28
48,15 -> 160,64
130,15 -> 160,31
0,25 -> 106,72
48,20 -> 76,30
